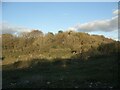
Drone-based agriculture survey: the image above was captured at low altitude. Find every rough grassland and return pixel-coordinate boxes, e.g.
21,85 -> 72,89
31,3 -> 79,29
2,55 -> 119,88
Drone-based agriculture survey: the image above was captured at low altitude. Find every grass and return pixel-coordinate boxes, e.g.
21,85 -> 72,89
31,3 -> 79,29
2,54 -> 119,88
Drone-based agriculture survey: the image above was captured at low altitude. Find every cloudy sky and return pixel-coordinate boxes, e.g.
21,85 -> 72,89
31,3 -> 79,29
2,2 -> 119,40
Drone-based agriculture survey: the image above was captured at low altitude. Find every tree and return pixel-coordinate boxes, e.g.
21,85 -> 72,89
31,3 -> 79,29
47,32 -> 54,36
19,30 -> 43,38
58,30 -> 63,34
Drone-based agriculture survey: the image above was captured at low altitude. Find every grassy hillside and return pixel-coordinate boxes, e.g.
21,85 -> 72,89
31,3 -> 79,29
2,30 -> 120,88
2,30 -> 118,65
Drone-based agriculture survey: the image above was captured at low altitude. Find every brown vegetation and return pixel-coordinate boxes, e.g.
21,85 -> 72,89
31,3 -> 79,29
2,30 -> 120,65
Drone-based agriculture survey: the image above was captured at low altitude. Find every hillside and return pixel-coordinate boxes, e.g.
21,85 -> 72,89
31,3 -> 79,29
2,30 -> 120,88
2,30 -> 118,65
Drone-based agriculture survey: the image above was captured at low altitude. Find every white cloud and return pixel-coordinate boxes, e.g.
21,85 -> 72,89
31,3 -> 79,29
67,27 -> 76,31
68,9 -> 118,32
113,9 -> 120,15
1,22 -> 32,34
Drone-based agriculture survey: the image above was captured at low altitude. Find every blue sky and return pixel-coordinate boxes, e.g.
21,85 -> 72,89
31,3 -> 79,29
2,2 -> 118,40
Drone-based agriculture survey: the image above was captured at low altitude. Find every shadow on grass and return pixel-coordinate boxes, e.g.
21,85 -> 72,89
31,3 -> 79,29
2,54 -> 119,88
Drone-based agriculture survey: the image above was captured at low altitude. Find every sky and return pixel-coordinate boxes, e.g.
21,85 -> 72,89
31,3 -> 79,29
1,0 -> 119,2
1,2 -> 119,40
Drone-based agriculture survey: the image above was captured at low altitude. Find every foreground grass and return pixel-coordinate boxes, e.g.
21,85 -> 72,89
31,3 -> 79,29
2,55 -> 119,88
